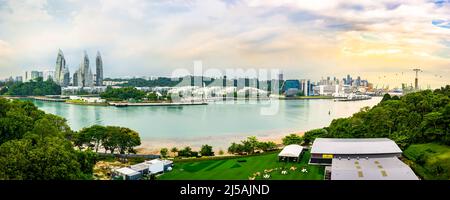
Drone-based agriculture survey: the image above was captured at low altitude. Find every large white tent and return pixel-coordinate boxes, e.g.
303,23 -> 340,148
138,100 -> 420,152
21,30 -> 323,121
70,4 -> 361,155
278,144 -> 304,162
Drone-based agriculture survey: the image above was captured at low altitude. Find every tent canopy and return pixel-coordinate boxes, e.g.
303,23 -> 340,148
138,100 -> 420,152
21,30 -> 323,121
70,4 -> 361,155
278,144 -> 304,158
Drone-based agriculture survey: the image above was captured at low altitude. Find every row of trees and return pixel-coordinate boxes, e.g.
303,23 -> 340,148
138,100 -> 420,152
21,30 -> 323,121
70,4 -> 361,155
100,86 -> 146,101
161,144 -> 215,158
0,77 -> 61,96
100,86 -> 172,102
296,86 -> 450,149
0,98 -> 95,179
73,125 -> 141,154
228,136 -> 277,155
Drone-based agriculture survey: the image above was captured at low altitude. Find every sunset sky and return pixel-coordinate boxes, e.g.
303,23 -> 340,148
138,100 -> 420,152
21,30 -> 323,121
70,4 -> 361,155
0,0 -> 449,88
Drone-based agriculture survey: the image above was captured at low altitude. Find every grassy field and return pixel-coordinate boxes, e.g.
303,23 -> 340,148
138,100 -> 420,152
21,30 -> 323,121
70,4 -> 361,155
403,143 -> 450,180
158,150 -> 324,180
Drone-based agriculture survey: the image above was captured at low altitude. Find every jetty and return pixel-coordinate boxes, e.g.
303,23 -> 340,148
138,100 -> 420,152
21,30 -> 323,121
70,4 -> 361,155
31,96 -> 67,102
109,101 -> 208,107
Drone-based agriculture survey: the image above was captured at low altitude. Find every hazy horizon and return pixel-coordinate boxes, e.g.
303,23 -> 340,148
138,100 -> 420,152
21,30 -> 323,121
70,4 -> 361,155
0,0 -> 449,88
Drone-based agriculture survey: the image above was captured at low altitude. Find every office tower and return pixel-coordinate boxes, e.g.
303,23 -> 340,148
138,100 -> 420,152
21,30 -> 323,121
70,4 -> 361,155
96,51 -> 103,86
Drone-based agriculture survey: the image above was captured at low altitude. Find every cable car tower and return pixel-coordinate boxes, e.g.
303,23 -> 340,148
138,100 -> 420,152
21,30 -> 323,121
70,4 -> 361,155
413,68 -> 422,90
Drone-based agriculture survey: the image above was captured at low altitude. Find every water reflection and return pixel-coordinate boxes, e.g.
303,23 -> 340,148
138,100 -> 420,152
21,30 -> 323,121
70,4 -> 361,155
30,98 -> 381,143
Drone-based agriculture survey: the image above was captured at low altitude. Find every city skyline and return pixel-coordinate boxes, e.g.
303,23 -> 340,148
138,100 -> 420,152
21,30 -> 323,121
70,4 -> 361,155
0,0 -> 449,88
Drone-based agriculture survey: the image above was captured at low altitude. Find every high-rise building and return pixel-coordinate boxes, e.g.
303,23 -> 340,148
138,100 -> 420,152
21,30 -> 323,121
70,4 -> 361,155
43,70 -> 55,81
62,68 -> 70,86
30,71 -> 42,80
15,76 -> 23,83
75,51 -> 94,87
96,51 -> 103,86
54,49 -> 70,86
73,71 -> 78,86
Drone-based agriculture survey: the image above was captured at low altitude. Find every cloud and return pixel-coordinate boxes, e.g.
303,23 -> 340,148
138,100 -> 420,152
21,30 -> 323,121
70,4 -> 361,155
0,0 -> 449,88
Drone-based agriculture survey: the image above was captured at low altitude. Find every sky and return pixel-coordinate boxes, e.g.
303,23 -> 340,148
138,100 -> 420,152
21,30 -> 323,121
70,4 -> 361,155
0,0 -> 449,88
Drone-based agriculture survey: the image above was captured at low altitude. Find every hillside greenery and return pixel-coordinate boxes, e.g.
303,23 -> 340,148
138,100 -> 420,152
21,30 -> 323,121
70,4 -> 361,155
403,143 -> 450,180
0,77 -> 61,96
302,85 -> 450,149
0,98 -> 95,179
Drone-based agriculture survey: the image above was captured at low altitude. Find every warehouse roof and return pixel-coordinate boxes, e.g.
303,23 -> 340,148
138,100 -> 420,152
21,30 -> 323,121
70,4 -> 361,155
331,157 -> 418,180
311,138 -> 402,155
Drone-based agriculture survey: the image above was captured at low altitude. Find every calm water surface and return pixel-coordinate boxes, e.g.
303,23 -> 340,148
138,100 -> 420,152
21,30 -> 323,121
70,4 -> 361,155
31,98 -> 381,149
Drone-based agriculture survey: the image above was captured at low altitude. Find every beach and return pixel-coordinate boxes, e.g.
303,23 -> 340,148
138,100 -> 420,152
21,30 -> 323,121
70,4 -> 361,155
136,129 -> 305,155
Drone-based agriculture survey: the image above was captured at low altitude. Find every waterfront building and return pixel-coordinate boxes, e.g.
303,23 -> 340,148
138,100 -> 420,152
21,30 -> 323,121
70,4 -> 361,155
300,79 -> 313,96
281,80 -> 300,97
310,138 -> 418,180
96,51 -> 103,86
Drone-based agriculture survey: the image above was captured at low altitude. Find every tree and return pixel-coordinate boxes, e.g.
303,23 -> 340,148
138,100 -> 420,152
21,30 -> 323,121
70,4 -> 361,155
100,86 -> 146,101
178,146 -> 193,157
200,144 -> 214,156
76,125 -> 108,152
381,93 -> 391,102
5,77 -> 61,96
160,148 -> 168,158
257,141 -> 277,152
218,150 -> 224,155
101,126 -> 141,155
242,136 -> 259,154
303,129 -> 328,145
282,134 -> 303,145
170,147 -> 178,157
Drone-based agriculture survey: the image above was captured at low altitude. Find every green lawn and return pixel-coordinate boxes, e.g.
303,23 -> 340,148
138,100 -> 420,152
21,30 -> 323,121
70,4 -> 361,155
403,143 -> 450,180
159,150 -> 324,180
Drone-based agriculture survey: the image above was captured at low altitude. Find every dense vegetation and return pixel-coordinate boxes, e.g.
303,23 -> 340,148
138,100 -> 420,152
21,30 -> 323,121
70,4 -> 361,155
228,136 -> 277,155
403,143 -> 450,180
282,134 -> 303,145
302,86 -> 450,149
73,125 -> 141,154
100,86 -> 146,101
0,98 -> 95,179
100,86 -> 171,102
0,77 -> 61,96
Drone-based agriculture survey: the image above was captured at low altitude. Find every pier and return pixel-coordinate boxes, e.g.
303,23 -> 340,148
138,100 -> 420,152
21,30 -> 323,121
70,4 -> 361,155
109,102 -> 208,107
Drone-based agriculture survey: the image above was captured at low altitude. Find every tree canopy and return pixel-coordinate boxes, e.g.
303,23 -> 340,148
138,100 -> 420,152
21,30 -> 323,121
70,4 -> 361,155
2,77 -> 61,96
0,98 -> 95,180
306,86 -> 450,149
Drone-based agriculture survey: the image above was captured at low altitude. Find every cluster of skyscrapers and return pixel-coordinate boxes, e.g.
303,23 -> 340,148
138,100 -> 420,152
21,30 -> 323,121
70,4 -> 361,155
54,49 -> 104,87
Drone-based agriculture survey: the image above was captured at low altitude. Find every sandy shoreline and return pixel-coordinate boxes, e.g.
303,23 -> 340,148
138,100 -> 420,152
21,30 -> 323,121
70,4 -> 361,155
136,129 -> 305,155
